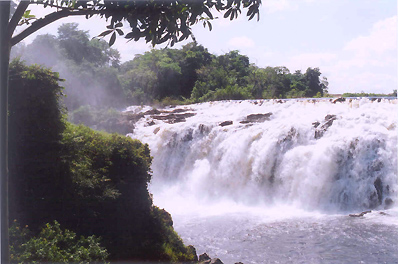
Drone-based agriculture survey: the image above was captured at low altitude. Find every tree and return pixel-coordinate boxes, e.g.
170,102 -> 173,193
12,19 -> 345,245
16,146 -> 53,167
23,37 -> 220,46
1,0 -> 262,261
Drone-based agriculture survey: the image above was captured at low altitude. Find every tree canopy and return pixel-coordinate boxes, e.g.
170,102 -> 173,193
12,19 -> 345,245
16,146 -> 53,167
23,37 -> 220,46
9,0 -> 261,47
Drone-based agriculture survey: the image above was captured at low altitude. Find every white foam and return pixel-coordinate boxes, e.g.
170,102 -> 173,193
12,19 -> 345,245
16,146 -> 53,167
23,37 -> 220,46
128,99 -> 398,215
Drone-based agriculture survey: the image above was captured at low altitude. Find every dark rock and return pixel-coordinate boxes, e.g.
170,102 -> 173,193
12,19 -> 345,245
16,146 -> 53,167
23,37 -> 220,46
170,108 -> 192,113
312,121 -> 320,128
210,259 -> 224,264
198,124 -> 211,134
143,108 -> 161,115
278,127 -> 296,145
187,245 -> 198,262
153,127 -> 160,134
240,113 -> 272,124
385,198 -> 394,209
219,121 -> 233,127
182,129 -> 194,142
146,120 -> 155,126
235,262 -> 244,264
151,112 -> 196,124
324,114 -> 336,121
349,210 -> 371,217
199,253 -> 211,262
374,177 -> 383,204
314,114 -> 337,139
332,97 -> 346,103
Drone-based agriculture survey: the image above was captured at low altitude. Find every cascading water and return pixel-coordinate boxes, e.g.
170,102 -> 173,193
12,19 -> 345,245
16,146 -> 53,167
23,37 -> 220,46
127,98 -> 398,263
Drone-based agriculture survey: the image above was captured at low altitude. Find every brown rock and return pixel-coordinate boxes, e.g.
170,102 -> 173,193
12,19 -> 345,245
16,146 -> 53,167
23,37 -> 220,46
199,253 -> 211,262
349,210 -> 371,217
219,121 -> 233,127
240,113 -> 272,124
315,114 -> 337,139
332,97 -> 346,103
151,112 -> 196,124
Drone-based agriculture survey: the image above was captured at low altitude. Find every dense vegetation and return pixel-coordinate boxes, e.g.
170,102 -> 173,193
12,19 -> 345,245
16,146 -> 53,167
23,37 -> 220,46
341,90 -> 397,98
8,59 -> 196,262
12,23 -> 329,112
10,220 -> 108,263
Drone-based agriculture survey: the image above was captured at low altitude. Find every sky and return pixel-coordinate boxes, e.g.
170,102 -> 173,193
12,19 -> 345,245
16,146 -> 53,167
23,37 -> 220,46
19,0 -> 397,94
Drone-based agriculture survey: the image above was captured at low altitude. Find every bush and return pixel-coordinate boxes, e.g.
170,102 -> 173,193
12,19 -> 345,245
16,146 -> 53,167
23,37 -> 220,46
10,220 -> 108,264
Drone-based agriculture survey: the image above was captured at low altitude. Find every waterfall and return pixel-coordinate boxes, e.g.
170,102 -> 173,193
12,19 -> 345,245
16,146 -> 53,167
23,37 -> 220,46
127,98 -> 397,213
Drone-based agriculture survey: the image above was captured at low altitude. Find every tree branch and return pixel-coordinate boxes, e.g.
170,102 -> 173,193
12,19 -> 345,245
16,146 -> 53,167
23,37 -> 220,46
7,1 -> 30,41
10,8 -> 100,46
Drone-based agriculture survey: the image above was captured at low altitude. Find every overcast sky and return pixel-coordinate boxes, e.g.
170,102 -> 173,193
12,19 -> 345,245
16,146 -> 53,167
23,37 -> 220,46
21,0 -> 397,94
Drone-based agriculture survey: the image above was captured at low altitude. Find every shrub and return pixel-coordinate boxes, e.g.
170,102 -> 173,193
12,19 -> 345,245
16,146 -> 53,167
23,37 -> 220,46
10,220 -> 108,264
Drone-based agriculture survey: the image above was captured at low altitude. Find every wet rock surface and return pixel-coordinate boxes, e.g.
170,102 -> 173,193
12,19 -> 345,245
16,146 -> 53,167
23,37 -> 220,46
349,210 -> 372,217
151,112 -> 196,124
314,114 -> 337,139
219,120 -> 233,127
240,113 -> 272,124
332,97 -> 346,103
124,107 -> 197,129
198,253 -> 225,264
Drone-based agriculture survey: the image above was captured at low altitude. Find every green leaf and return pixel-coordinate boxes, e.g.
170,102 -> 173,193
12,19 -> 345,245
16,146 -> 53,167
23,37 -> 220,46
125,32 -> 135,39
207,21 -> 213,31
97,30 -> 113,37
224,8 -> 232,18
204,8 -> 213,19
109,32 -> 116,46
230,10 -> 235,20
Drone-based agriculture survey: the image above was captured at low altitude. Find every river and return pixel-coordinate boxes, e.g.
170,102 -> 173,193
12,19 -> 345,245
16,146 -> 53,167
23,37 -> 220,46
127,98 -> 398,264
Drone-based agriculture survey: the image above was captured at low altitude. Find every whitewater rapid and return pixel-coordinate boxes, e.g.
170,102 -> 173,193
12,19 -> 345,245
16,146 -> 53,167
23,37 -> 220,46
127,98 -> 397,213
127,98 -> 398,263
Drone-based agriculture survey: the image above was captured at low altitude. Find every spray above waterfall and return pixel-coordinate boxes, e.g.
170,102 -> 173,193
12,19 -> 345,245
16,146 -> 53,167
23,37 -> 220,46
127,98 -> 397,214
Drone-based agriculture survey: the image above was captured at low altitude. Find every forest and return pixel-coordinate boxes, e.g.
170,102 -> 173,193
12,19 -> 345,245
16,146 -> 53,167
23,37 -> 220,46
12,22 -> 330,112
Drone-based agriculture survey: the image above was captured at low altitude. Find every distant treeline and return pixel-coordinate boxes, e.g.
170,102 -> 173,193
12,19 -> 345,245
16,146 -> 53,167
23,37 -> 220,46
341,91 -> 397,98
12,22 -> 329,112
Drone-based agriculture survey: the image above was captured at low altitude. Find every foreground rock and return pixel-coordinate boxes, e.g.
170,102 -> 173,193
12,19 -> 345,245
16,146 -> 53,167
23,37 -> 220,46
349,210 -> 371,217
198,253 -> 224,264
